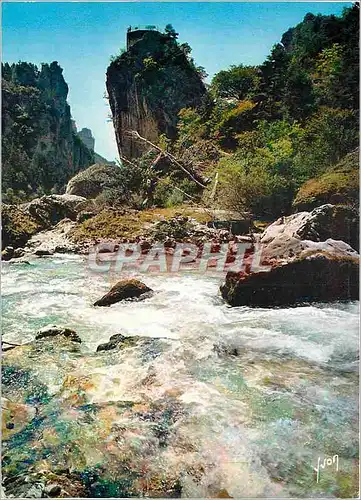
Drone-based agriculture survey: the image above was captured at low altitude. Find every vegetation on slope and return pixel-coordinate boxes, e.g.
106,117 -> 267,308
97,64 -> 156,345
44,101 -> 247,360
108,7 -> 358,219
2,61 -> 94,202
293,149 -> 359,211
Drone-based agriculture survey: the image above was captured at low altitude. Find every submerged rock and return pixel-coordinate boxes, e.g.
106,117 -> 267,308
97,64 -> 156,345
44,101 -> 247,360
35,325 -> 82,343
2,246 -> 14,261
94,278 -> 153,307
97,334 -> 140,352
96,333 -> 127,351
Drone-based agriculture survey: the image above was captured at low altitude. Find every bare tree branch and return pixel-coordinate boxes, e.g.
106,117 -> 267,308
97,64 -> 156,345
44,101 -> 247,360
126,130 -> 207,188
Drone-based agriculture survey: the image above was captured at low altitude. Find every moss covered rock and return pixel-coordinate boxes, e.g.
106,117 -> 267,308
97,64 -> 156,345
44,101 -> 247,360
293,150 -> 359,211
1,204 -> 41,250
22,194 -> 87,228
65,163 -> 126,199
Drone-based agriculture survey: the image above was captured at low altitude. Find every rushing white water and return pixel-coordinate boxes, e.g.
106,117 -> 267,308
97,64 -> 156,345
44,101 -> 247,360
2,255 -> 359,497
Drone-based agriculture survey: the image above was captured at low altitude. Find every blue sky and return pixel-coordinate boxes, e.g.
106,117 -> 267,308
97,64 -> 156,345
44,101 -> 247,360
2,2 -> 351,160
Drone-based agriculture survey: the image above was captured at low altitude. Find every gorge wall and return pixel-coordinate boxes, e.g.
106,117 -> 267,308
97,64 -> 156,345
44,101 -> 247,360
2,61 -> 94,198
106,29 -> 206,159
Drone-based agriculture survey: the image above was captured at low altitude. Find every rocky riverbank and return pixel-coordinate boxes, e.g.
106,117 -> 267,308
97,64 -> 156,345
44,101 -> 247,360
2,188 -> 359,308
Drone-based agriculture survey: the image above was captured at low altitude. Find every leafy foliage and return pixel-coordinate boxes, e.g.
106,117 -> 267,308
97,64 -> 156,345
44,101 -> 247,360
169,5 -> 359,217
211,64 -> 260,101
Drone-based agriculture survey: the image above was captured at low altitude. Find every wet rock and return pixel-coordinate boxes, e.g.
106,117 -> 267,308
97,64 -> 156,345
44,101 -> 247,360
13,247 -> 25,259
34,247 -> 54,256
8,259 -> 31,266
2,246 -> 14,261
94,278 -> 153,307
96,333 -> 126,352
213,343 -> 241,357
35,326 -> 81,343
221,252 -> 359,307
44,483 -> 62,497
2,398 -> 37,440
95,334 -> 158,353
53,244 -> 74,254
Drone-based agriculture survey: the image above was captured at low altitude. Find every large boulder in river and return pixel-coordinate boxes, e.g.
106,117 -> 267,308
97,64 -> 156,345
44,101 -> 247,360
94,278 -> 153,307
260,204 -> 359,263
289,204 -> 358,251
65,163 -> 125,199
220,204 -> 359,307
22,194 -> 87,229
220,252 -> 359,307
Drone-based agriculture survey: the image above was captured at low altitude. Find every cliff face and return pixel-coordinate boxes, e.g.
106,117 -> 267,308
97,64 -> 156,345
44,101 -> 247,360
77,127 -> 95,151
2,61 -> 94,197
106,30 -> 206,159
75,125 -> 115,165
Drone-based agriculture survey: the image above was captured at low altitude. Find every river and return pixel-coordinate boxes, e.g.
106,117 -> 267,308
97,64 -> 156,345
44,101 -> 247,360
2,255 -> 359,497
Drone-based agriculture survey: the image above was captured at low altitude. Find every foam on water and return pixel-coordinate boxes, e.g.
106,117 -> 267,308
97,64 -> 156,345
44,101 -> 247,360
2,255 -> 359,497
2,255 -> 359,363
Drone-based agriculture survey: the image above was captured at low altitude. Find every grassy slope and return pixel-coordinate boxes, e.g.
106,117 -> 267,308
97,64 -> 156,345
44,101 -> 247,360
69,205 -> 212,243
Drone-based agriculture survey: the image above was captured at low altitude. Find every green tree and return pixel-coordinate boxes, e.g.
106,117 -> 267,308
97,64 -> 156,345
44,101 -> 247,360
164,24 -> 179,39
211,64 -> 260,101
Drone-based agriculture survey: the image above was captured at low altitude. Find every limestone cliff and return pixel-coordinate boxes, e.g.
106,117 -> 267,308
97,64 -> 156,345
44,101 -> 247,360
77,127 -> 95,151
76,125 -> 115,165
2,61 -> 94,199
106,28 -> 206,159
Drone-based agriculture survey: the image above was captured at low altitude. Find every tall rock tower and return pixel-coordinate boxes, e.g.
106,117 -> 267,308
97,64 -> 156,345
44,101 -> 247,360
106,27 -> 206,159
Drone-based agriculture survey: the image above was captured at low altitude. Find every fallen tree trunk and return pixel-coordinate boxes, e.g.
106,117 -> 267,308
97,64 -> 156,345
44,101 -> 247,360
126,130 -> 207,188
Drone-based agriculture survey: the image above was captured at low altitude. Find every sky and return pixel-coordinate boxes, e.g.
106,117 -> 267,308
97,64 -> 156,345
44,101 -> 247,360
2,1 -> 351,161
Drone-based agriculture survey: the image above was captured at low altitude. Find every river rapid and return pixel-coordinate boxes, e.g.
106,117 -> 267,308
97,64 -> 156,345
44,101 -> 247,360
2,254 -> 359,498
